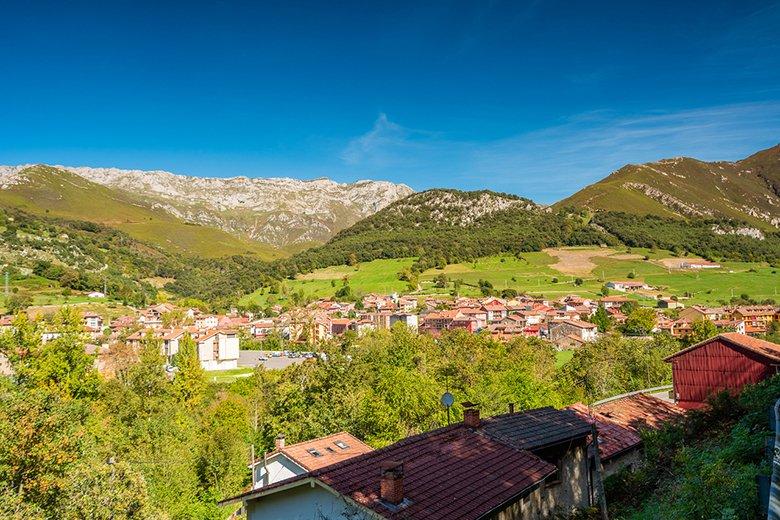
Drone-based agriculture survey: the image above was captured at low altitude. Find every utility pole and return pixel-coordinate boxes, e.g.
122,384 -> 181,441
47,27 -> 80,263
4,270 -> 8,297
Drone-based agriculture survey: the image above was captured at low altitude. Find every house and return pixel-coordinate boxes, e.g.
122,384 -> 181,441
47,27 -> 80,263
548,319 -> 598,344
678,306 -> 730,322
655,318 -> 693,338
126,328 -> 186,360
665,333 -> 780,409
680,260 -> 721,269
83,312 -> 104,332
329,318 -> 353,336
605,281 -> 649,292
194,314 -> 219,329
222,406 -> 596,520
351,318 -> 376,336
657,298 -> 683,309
397,296 -> 418,313
87,291 -> 105,298
250,319 -> 276,339
731,305 -> 777,335
481,298 -> 508,322
599,295 -> 631,309
0,315 -> 14,332
389,313 -> 418,331
251,432 -> 373,489
568,393 -> 683,477
194,329 -> 240,371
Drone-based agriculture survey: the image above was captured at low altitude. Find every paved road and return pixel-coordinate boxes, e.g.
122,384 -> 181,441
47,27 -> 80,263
238,350 -> 306,370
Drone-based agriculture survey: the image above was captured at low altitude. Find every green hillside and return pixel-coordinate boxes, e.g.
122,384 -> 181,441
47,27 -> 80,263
556,144 -> 780,229
240,248 -> 779,308
265,189 -> 614,278
0,165 -> 281,259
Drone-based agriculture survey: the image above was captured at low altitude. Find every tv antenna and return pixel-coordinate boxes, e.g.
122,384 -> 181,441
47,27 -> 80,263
440,390 -> 454,425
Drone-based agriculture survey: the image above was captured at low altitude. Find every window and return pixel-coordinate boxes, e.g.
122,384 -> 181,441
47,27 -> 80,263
547,457 -> 563,485
325,447 -> 335,453
307,448 -> 322,457
334,440 -> 349,449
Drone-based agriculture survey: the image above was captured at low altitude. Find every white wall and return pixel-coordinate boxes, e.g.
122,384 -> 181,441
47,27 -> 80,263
254,455 -> 305,488
246,484 -> 372,520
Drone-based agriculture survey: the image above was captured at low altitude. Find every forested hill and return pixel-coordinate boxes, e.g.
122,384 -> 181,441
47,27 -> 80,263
258,188 -> 780,285
556,143 -> 780,229
265,189 -> 616,277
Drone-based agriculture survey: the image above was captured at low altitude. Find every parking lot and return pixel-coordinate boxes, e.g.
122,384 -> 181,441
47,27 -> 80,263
238,350 -> 308,370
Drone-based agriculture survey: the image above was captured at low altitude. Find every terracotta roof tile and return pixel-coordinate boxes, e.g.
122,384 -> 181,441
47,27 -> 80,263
267,432 -> 373,471
481,407 -> 592,450
313,425 -> 554,520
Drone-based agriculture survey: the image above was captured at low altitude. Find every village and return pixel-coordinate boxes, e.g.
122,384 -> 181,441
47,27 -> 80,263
2,272 -> 776,377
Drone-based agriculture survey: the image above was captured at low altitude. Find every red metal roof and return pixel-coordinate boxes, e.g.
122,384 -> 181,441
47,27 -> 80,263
665,333 -> 780,363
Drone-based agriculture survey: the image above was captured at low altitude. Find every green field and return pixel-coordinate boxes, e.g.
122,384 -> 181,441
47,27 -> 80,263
207,367 -> 254,384
240,247 -> 779,307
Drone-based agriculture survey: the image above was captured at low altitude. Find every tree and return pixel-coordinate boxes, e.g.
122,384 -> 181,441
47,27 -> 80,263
8,308 -> 99,399
622,307 -> 657,336
172,335 -> 206,406
5,294 -> 32,314
574,277 -> 584,286
58,460 -> 161,520
685,320 -> 718,345
0,386 -> 89,511
433,273 -> 448,289
124,332 -> 168,406
591,305 -> 612,333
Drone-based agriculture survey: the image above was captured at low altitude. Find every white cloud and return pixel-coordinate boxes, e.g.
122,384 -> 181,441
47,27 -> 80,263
340,101 -> 780,203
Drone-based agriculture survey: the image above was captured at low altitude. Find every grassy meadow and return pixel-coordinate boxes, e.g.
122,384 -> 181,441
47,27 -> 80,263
240,247 -> 779,308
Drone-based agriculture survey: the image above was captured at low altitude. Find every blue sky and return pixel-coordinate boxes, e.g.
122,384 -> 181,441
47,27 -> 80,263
1,0 -> 779,203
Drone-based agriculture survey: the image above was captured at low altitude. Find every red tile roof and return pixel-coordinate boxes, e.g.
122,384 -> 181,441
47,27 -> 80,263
480,407 -> 592,450
237,424 -> 554,519
568,394 -> 683,461
594,393 -> 683,430
568,403 -> 640,461
665,333 -> 780,363
263,432 -> 373,472
223,408 -> 593,518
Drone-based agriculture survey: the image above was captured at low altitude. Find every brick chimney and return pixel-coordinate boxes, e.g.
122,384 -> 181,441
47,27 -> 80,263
275,434 -> 285,450
380,461 -> 404,505
464,407 -> 480,428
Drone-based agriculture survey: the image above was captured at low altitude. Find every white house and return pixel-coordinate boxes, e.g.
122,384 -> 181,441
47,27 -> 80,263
251,432 -> 373,489
194,314 -> 219,330
195,330 -> 240,370
389,313 -> 419,332
82,312 -> 104,332
605,281 -> 649,292
87,291 -> 105,299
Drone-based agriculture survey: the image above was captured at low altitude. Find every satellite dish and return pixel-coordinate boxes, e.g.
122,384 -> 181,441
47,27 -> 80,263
440,392 -> 454,408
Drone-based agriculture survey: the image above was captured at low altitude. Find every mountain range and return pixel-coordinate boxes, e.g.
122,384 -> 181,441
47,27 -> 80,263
557,144 -> 780,229
0,164 -> 412,257
0,143 -> 777,264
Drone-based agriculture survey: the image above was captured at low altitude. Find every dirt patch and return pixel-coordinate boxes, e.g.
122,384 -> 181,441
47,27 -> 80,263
543,248 -> 643,275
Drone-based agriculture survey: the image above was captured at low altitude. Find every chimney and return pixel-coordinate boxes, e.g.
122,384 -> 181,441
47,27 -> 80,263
464,407 -> 480,428
380,461 -> 404,505
508,403 -> 515,414
275,434 -> 285,450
